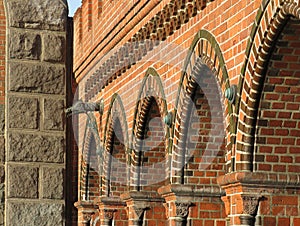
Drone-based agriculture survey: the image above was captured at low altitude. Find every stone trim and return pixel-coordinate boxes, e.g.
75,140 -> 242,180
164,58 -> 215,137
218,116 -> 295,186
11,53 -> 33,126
217,171 -> 300,188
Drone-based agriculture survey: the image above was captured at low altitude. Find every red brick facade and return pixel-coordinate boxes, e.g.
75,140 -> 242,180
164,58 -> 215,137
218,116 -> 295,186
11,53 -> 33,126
72,0 -> 300,225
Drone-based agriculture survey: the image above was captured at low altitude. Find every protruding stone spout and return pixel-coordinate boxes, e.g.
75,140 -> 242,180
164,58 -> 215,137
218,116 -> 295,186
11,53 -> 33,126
66,100 -> 103,117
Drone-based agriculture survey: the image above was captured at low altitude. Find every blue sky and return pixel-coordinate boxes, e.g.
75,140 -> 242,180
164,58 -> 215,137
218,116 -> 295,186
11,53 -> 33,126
68,0 -> 82,16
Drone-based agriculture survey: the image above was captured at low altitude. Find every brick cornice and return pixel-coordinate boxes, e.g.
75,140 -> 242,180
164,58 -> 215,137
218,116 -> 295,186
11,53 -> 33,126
83,0 -> 214,101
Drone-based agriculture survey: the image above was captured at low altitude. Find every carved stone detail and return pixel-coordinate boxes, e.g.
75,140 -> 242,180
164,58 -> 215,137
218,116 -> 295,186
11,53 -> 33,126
83,212 -> 94,223
242,195 -> 260,215
133,206 -> 149,219
103,209 -> 116,220
175,202 -> 191,218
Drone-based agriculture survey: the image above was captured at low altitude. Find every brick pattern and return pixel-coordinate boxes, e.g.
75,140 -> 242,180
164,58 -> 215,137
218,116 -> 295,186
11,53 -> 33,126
80,0 -> 212,100
138,99 -> 167,190
172,31 -> 233,185
80,126 -> 100,201
102,94 -> 129,196
131,72 -> 168,190
73,0 -> 300,225
236,0 -> 300,171
106,118 -> 127,197
254,18 -> 300,173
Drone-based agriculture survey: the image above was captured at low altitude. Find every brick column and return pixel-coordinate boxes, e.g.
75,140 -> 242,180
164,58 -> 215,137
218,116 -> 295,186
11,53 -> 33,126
217,172 -> 300,226
74,200 -> 97,226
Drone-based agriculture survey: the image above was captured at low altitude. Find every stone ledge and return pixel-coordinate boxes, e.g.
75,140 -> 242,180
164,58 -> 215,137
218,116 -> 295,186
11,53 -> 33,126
158,184 -> 225,199
121,191 -> 164,203
95,197 -> 126,207
217,172 -> 300,188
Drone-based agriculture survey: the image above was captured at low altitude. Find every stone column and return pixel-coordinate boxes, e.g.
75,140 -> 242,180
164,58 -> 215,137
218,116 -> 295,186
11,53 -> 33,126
239,195 -> 260,226
158,185 -> 194,226
121,192 -> 155,226
4,0 -> 68,225
101,209 -> 116,226
173,202 -> 191,226
96,197 -> 126,226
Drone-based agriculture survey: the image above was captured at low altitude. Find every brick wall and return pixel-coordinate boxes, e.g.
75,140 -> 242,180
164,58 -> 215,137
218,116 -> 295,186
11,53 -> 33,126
255,18 -> 300,174
72,0 -> 300,225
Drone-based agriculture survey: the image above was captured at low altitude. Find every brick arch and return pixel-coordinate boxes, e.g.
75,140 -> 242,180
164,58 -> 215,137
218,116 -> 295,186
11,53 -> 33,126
102,94 -> 129,197
236,0 -> 300,171
130,68 -> 169,191
172,30 -> 232,184
80,113 -> 101,201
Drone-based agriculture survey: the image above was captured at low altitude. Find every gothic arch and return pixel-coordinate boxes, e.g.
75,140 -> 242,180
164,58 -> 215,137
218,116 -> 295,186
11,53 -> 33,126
130,68 -> 169,191
172,30 -> 232,184
236,0 -> 300,171
102,94 -> 129,196
80,113 -> 102,201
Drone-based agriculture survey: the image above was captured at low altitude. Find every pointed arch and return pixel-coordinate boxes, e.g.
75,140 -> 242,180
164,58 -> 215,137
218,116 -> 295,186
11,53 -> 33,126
172,30 -> 232,185
130,67 -> 169,191
102,94 -> 129,197
80,113 -> 102,201
236,0 -> 300,171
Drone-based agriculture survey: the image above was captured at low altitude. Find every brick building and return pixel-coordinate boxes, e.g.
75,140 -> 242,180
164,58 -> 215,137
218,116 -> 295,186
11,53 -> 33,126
0,0 -> 299,226
71,0 -> 300,225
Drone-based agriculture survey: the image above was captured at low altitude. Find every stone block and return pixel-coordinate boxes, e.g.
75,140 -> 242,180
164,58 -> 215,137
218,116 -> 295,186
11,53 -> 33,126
0,166 -> 4,184
42,167 -> 64,199
0,137 -> 4,163
43,34 -> 65,63
7,165 -> 38,198
9,62 -> 65,95
9,30 -> 41,60
0,105 -> 3,134
8,133 -> 64,163
8,97 -> 38,129
7,0 -> 67,31
7,202 -> 64,226
44,99 -> 64,131
0,203 -> 3,225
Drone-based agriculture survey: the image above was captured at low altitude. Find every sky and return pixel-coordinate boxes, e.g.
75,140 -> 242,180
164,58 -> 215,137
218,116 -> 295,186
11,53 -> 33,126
67,0 -> 82,16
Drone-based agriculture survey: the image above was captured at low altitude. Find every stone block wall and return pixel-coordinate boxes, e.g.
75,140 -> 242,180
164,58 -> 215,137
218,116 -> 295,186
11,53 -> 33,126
3,0 -> 68,225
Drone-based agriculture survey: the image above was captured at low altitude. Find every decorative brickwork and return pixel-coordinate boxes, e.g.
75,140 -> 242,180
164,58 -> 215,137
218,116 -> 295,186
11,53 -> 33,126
80,114 -> 101,201
101,94 -> 129,199
236,0 -> 300,171
73,0 -> 300,225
